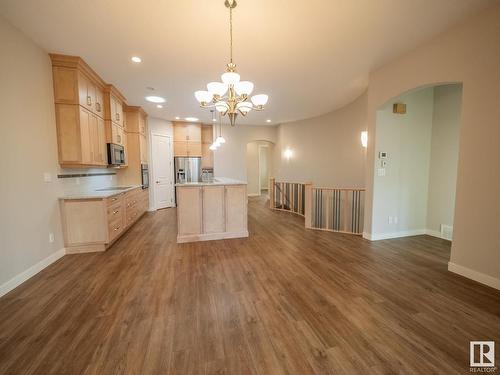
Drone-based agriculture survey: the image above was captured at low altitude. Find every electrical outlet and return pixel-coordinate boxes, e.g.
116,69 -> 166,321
49,233 -> 55,243
75,177 -> 80,185
388,216 -> 393,224
394,216 -> 398,224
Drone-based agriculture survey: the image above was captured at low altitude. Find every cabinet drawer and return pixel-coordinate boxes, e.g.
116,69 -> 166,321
108,217 -> 123,241
106,193 -> 124,207
126,207 -> 139,225
107,201 -> 123,220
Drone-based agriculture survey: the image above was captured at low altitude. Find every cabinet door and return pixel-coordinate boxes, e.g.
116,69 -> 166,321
174,141 -> 188,157
177,187 -> 202,236
112,123 -> 124,145
96,117 -> 107,165
139,134 -> 148,163
225,185 -> 247,233
187,141 -> 202,157
79,108 -> 92,164
201,125 -> 213,143
203,186 -> 225,234
78,72 -> 91,110
89,114 -> 99,164
186,124 -> 201,142
94,86 -> 104,118
174,123 -> 188,141
114,98 -> 124,127
201,143 -> 213,168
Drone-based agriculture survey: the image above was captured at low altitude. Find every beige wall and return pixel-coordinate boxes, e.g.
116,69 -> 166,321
214,125 -> 276,181
274,92 -> 367,188
373,87 -> 434,237
364,4 -> 500,285
427,85 -> 462,234
0,17 -> 65,289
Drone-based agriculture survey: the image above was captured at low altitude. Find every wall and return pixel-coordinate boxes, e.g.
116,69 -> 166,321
364,4 -> 500,288
214,125 -> 277,181
259,146 -> 270,190
274,92 -> 367,188
0,17 -> 124,295
426,85 -> 462,235
372,88 -> 434,237
246,141 -> 273,196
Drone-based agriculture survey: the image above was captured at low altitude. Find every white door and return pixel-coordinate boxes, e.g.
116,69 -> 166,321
152,134 -> 174,209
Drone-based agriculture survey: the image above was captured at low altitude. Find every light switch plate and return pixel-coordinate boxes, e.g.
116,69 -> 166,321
43,172 -> 52,183
377,168 -> 386,176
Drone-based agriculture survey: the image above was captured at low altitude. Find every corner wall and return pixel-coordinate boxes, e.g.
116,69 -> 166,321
364,4 -> 500,287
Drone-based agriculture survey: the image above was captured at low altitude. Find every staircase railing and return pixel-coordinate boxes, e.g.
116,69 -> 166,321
270,178 -> 365,235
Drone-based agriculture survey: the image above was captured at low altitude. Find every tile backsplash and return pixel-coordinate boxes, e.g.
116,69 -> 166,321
58,168 -> 118,195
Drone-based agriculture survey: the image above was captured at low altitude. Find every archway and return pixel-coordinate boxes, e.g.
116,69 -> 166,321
370,83 -> 463,241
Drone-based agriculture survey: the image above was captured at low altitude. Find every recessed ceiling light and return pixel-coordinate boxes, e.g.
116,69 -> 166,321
145,96 -> 166,103
131,56 -> 142,63
185,117 -> 199,122
266,119 -> 272,123
156,104 -> 163,108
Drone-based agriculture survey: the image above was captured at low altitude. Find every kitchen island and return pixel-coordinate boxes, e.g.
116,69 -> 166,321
175,178 -> 248,243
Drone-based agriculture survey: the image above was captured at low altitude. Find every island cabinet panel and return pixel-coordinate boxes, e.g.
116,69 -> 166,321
225,185 -> 247,234
177,187 -> 202,236
202,186 -> 225,234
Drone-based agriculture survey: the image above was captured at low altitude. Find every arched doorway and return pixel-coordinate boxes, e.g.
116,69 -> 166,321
370,83 -> 463,241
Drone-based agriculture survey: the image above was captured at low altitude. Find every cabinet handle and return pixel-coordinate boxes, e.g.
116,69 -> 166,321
116,113 -> 120,121
114,226 -> 121,231
111,197 -> 118,201
87,96 -> 92,106
113,210 -> 119,215
96,102 -> 101,112
117,134 -> 121,143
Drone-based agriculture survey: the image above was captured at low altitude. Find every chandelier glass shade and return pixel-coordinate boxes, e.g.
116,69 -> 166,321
194,0 -> 268,126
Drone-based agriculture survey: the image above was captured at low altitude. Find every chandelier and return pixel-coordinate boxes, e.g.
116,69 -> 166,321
194,0 -> 269,126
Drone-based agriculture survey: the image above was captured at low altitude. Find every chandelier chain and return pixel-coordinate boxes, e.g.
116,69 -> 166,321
229,5 -> 233,63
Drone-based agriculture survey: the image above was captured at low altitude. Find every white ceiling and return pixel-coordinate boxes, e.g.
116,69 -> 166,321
0,0 -> 494,125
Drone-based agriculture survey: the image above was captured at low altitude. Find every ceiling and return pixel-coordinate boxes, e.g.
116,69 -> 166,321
0,0 -> 494,125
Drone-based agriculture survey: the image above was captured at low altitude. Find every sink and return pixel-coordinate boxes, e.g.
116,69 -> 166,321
95,186 -> 133,191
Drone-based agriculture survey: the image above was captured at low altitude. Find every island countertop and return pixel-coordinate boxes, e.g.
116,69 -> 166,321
175,177 -> 247,187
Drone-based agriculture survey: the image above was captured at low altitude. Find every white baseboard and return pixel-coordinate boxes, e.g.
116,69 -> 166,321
0,248 -> 66,298
367,229 -> 427,241
448,262 -> 500,290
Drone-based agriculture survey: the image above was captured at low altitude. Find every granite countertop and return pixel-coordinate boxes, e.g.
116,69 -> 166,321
175,177 -> 247,187
59,185 -> 143,200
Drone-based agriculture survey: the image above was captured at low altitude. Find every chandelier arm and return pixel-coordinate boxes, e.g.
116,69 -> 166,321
229,4 -> 233,63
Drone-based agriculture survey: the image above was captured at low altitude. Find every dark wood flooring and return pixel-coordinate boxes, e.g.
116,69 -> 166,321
0,196 -> 499,374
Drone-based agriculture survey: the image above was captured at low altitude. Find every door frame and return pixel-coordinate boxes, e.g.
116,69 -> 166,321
150,132 -> 174,210
258,144 -> 270,197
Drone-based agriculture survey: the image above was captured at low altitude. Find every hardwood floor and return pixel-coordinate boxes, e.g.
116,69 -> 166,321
0,196 -> 499,374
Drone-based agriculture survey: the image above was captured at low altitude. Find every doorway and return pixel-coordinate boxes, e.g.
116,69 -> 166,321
246,140 -> 274,197
151,133 -> 174,210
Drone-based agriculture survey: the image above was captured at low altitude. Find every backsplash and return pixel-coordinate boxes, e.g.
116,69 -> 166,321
58,168 -> 118,195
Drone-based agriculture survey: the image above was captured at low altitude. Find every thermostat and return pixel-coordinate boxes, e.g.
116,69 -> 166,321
379,151 -> 388,159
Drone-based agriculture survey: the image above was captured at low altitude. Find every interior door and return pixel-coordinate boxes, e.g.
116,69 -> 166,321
152,134 -> 174,209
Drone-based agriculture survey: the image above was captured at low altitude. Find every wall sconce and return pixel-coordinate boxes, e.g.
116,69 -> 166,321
361,131 -> 368,148
284,148 -> 293,160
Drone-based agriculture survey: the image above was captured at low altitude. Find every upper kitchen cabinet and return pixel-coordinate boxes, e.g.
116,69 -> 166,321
201,124 -> 214,169
173,122 -> 202,157
103,85 -> 126,129
50,54 -> 107,167
50,54 -> 105,118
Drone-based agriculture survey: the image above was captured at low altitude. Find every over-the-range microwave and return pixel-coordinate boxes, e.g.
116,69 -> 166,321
107,143 -> 125,166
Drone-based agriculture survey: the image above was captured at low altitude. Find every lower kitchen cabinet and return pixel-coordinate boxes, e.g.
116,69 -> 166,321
60,187 -> 149,253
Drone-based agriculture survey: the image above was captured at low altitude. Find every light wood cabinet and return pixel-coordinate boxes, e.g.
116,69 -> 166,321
173,122 -> 203,157
176,183 -> 248,243
201,124 -> 214,169
55,105 -> 107,167
104,85 -> 126,129
118,106 -> 149,186
51,54 -> 109,167
61,187 -> 149,253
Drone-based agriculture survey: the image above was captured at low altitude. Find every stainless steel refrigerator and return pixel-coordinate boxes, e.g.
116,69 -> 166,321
174,157 -> 201,184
